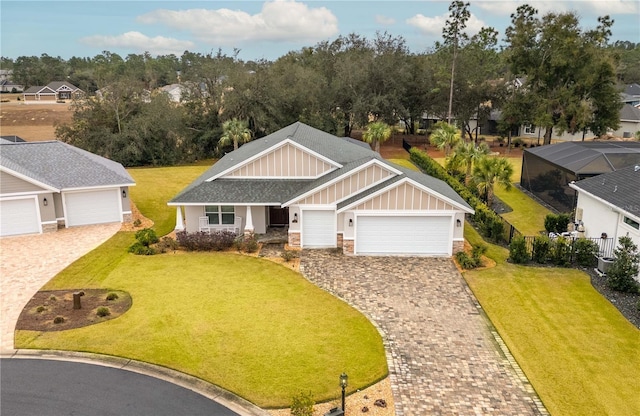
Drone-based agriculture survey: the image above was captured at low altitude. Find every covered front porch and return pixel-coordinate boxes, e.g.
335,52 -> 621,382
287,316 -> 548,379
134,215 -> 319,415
172,204 -> 290,235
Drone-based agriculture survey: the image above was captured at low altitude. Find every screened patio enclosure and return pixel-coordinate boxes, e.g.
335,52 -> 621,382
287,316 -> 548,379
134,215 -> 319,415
520,141 -> 640,213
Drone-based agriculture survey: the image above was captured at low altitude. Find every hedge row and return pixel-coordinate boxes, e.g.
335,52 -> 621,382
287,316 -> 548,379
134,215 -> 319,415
409,148 -> 507,242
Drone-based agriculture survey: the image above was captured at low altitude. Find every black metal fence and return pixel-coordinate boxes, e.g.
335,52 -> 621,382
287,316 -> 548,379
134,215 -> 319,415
402,138 -> 412,153
518,235 -> 616,262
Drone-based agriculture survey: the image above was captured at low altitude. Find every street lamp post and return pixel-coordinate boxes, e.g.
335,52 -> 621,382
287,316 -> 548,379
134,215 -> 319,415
340,373 -> 348,412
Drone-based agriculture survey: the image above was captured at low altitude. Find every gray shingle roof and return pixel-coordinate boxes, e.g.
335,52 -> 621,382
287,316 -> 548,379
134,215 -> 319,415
171,122 -> 471,211
573,164 -> 640,218
620,103 -> 640,122
526,141 -> 640,174
0,141 -> 134,190
46,81 -> 80,92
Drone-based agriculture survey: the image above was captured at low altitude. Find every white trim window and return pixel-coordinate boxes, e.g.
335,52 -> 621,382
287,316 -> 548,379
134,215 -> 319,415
623,216 -> 639,230
524,124 -> 536,134
205,205 -> 235,225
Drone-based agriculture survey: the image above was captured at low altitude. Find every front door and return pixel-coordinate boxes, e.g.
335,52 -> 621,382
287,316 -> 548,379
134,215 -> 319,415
269,206 -> 289,227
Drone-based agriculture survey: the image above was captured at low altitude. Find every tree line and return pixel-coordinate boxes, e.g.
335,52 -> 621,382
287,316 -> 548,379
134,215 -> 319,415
1,2 -> 637,166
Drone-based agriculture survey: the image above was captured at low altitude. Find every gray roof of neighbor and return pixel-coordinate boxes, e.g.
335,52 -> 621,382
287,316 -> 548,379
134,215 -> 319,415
573,164 -> 640,218
620,103 -> 640,121
0,141 -> 134,190
525,141 -> 640,174
171,122 -> 472,211
46,81 -> 81,91
624,83 -> 640,96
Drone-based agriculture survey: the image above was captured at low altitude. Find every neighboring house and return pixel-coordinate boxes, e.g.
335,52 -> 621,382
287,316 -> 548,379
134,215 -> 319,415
0,135 -> 25,143
569,164 -> 640,281
0,141 -> 135,237
0,80 -> 24,93
160,84 -> 184,102
520,141 -> 640,213
23,81 -> 82,102
169,122 -> 474,256
621,83 -> 640,107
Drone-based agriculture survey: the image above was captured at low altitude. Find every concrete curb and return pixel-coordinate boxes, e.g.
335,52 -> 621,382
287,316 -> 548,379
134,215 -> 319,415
1,349 -> 270,416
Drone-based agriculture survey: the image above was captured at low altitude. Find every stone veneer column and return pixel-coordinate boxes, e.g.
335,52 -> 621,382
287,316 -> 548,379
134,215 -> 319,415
452,240 -> 465,254
123,213 -> 133,223
343,240 -> 354,255
337,233 -> 344,248
288,232 -> 301,247
42,223 -> 58,233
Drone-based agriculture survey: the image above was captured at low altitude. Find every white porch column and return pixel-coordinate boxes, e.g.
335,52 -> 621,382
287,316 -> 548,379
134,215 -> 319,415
174,206 -> 184,231
244,205 -> 254,234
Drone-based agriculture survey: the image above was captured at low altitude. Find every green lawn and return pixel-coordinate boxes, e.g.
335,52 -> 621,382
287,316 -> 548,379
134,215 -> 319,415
16,162 -> 388,408
463,225 -> 640,416
387,158 -> 419,171
128,162 -> 212,236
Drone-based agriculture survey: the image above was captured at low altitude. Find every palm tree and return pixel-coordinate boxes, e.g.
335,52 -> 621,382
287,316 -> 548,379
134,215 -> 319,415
218,118 -> 252,151
472,156 -> 513,207
362,121 -> 392,153
449,142 -> 490,185
429,121 -> 461,157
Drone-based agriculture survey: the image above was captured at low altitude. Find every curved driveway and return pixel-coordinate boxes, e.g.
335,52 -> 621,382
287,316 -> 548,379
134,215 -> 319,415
300,250 -> 548,416
0,223 -> 121,353
1,358 -> 239,416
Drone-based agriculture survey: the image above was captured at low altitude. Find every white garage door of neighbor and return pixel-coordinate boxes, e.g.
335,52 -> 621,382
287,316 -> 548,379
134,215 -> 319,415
356,215 -> 451,255
302,210 -> 336,247
65,189 -> 121,227
0,198 -> 40,237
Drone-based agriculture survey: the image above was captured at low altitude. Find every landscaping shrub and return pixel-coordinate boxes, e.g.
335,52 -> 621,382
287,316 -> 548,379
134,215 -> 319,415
106,292 -> 119,301
509,236 -> 530,264
135,228 -> 159,246
128,241 -> 156,255
290,391 -> 314,416
532,235 -> 551,263
550,237 -> 571,266
133,219 -> 142,227
573,238 -> 599,267
53,316 -> 65,324
281,250 -> 298,262
607,236 -> 640,293
456,251 -> 478,269
156,236 -> 179,253
176,230 -> 236,251
96,307 -> 111,317
544,213 -> 571,234
234,233 -> 259,253
36,306 -> 46,313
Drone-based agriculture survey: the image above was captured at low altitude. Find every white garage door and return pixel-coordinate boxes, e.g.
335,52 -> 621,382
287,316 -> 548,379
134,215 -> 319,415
356,215 -> 451,255
302,210 -> 336,247
65,189 -> 121,227
0,198 -> 40,236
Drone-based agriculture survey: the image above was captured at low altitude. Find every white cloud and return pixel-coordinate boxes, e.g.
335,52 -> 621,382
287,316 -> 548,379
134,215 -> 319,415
137,0 -> 339,45
475,0 -> 639,16
406,13 -> 486,37
375,15 -> 396,26
80,31 -> 194,55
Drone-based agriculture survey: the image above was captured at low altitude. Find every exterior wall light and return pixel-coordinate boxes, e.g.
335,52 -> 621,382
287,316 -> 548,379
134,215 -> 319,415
122,189 -> 127,198
456,219 -> 462,227
292,213 -> 298,223
348,218 -> 353,227
43,197 -> 48,206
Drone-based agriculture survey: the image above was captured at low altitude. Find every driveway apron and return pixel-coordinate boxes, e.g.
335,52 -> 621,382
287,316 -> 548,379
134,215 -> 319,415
0,223 -> 121,354
300,250 -> 546,416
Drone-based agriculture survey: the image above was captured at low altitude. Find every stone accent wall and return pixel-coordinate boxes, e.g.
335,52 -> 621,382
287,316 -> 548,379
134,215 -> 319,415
42,223 -> 58,233
452,240 -> 465,254
122,213 -> 133,223
343,239 -> 354,255
288,232 -> 301,247
337,233 -> 344,248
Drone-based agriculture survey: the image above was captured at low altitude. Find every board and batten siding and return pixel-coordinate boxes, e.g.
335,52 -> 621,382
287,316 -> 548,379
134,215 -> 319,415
227,143 -> 334,178
0,171 -> 46,194
352,182 -> 455,211
298,164 -> 395,205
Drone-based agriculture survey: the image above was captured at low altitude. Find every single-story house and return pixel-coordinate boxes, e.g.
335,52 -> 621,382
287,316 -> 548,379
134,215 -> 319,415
169,122 -> 474,256
569,164 -> 640,281
0,140 -> 135,237
0,80 -> 24,93
23,81 -> 83,102
160,84 -> 184,102
521,141 -> 640,212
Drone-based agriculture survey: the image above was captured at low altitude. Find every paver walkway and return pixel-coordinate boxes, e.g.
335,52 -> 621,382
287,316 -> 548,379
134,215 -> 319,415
0,224 -> 121,354
300,250 -> 546,416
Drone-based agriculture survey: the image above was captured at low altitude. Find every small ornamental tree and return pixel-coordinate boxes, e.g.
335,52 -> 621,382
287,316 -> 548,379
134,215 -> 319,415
607,236 -> 640,293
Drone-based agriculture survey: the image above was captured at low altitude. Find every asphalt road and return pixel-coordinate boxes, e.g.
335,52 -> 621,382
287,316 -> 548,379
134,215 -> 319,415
1,358 -> 240,416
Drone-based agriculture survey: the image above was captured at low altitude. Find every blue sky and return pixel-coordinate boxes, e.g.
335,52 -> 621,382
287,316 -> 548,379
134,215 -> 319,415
2,1 -> 639,61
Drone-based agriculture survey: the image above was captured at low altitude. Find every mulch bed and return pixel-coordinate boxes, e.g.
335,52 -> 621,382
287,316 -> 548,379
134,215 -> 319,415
586,269 -> 640,329
16,289 -> 132,332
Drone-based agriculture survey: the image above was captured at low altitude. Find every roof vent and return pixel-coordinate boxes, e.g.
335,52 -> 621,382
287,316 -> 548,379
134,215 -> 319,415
635,165 -> 640,172
613,185 -> 617,192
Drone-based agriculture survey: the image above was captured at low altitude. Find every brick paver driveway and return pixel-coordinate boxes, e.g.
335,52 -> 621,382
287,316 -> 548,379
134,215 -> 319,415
301,250 -> 546,416
0,224 -> 121,354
